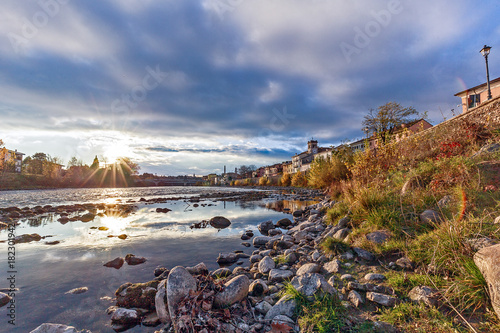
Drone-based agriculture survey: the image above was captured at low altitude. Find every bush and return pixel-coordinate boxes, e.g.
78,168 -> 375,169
291,172 -> 308,187
280,173 -> 292,187
307,155 -> 350,189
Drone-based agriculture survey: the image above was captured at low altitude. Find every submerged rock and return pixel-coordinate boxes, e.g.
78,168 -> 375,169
65,287 -> 88,295
104,257 -> 125,269
15,233 -> 42,244
115,280 -> 158,310
124,254 -> 147,265
209,216 -> 231,229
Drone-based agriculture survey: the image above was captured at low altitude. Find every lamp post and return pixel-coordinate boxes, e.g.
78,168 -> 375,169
480,45 -> 492,100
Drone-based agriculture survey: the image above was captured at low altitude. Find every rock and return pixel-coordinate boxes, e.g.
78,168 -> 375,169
291,273 -> 335,298
186,262 -> 208,275
366,230 -> 391,244
216,253 -> 238,265
124,254 -> 147,265
353,247 -> 375,261
154,266 -> 168,277
65,287 -> 88,295
115,280 -> 159,310
142,312 -> 161,327
265,295 -> 297,320
29,323 -> 91,333
241,234 -> 251,240
111,308 -> 140,326
80,213 -> 95,222
395,257 -> 414,270
296,263 -> 320,276
253,236 -> 271,246
283,252 -> 298,264
337,216 -> 350,228
408,286 -> 439,307
214,275 -> 250,308
167,266 -> 197,328
364,273 -> 386,282
466,237 -> 498,251
333,228 -> 350,240
268,269 -> 294,283
117,234 -> 128,240
258,220 -> 276,235
211,267 -> 232,278
276,218 -> 292,228
209,216 -> 231,229
255,301 -> 273,314
420,209 -> 443,225
15,233 -> 42,243
272,315 -> 295,326
273,240 -> 293,250
249,279 -> 269,296
366,292 -> 397,307
242,242 -> 251,247
292,210 -> 303,218
348,290 -> 364,307
104,257 -> 124,269
258,256 -> 276,274
0,292 -> 11,307
340,274 -> 355,282
312,250 -> 321,261
268,229 -> 282,236
474,244 -> 500,318
155,280 -> 170,324
250,254 -> 263,263
323,259 -> 342,274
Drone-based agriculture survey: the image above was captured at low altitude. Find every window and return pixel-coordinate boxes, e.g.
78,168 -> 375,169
468,94 -> 480,109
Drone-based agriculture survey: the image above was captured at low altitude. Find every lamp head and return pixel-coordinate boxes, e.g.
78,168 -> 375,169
480,45 -> 491,57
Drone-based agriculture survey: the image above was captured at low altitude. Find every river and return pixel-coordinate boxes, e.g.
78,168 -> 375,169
0,186 -> 309,332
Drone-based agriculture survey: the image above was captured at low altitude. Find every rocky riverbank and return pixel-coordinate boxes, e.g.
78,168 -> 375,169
28,194 -> 410,333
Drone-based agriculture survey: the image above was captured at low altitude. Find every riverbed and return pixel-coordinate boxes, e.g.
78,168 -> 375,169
0,186 -> 314,332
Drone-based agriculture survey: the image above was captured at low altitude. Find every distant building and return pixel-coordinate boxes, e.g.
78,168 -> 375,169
455,77 -> 500,113
0,148 -> 25,173
282,161 -> 293,174
292,140 -> 331,173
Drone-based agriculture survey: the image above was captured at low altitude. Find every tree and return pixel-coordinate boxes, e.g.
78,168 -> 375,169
26,152 -> 48,174
362,102 -> 419,143
238,165 -> 257,177
116,157 -> 140,176
67,156 -> 83,168
90,156 -> 100,169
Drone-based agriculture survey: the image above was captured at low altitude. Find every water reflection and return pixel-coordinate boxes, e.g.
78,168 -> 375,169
264,200 -> 319,213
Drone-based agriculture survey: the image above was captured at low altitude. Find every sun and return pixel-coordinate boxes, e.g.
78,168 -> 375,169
102,141 -> 131,165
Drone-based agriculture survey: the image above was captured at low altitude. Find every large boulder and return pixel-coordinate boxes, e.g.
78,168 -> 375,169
29,324 -> 91,333
214,275 -> 250,308
296,263 -> 320,276
276,218 -> 292,228
290,273 -> 335,298
258,256 -> 275,274
265,295 -> 297,320
258,220 -> 276,235
115,280 -> 159,310
268,269 -> 294,283
209,216 -> 231,229
474,243 -> 500,318
167,266 -> 197,324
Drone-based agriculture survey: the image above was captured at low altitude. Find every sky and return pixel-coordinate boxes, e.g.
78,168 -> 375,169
1,0 -> 499,176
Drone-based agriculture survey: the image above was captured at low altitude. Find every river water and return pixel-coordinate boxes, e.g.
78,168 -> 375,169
0,186 -> 305,332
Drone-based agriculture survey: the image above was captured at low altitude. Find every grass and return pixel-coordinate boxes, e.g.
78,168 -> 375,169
379,302 -> 462,333
321,237 -> 351,256
385,271 -> 446,297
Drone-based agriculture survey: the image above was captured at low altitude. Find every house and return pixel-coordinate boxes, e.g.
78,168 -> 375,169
349,139 -> 366,153
282,161 -> 293,174
292,140 -> 331,173
0,148 -> 25,173
455,77 -> 500,113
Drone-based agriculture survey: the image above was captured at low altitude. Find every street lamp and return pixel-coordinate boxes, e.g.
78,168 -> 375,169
480,45 -> 492,100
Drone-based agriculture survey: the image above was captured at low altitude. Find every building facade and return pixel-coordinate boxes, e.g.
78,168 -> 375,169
455,77 -> 500,113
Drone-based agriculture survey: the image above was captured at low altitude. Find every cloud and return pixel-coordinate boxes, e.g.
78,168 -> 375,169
1,0 -> 499,174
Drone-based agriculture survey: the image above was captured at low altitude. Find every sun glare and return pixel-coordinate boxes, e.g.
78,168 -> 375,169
102,141 -> 131,164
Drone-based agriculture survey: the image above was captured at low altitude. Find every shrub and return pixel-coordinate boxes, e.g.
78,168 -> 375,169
291,172 -> 308,187
280,172 -> 292,187
307,155 -> 350,189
